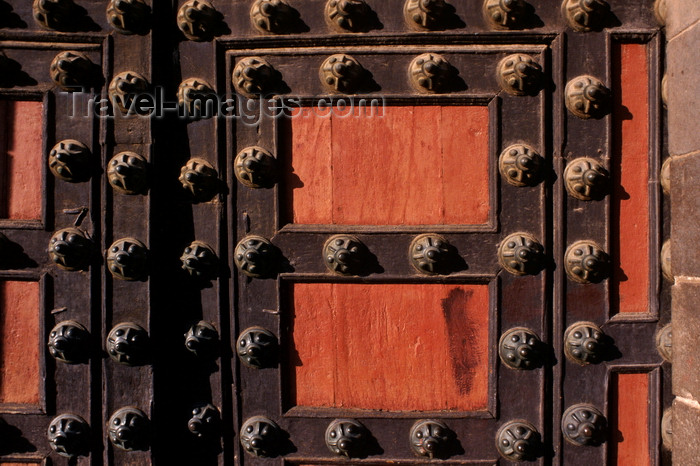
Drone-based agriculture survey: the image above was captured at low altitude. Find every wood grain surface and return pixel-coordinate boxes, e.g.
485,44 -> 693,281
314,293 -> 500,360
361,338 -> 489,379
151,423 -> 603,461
285,105 -> 490,226
287,283 -> 490,412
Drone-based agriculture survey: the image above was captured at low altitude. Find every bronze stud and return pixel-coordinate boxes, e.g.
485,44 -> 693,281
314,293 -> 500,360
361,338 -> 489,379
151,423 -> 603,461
319,54 -> 365,94
561,404 -> 607,446
49,228 -> 92,271
499,327 -> 543,370
498,232 -> 545,276
107,0 -> 151,35
236,327 -> 278,369
565,75 -> 610,119
177,0 -> 221,42
108,151 -> 148,194
564,240 -> 609,283
106,322 -> 148,366
563,321 -> 606,365
409,53 -> 454,93
410,419 -> 451,459
496,420 -> 540,461
108,407 -> 150,451
106,238 -> 149,281
48,414 -> 90,458
499,144 -> 544,187
240,416 -> 280,457
483,0 -> 528,29
188,403 -> 220,438
497,53 -> 542,95
48,139 -> 92,183
564,157 -> 609,201
234,147 -> 277,189
561,0 -> 611,32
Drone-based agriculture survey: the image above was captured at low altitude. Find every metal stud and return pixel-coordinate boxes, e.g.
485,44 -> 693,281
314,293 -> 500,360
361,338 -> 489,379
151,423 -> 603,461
177,0 -> 221,42
320,54 -> 365,94
188,403 -> 220,438
179,158 -> 219,203
561,404 -> 607,446
564,157 -> 609,201
499,144 -> 544,187
561,0 -> 610,32
409,53 -> 455,93
409,234 -> 451,275
326,419 -> 367,457
177,78 -> 216,118
499,327 -> 543,370
49,228 -> 92,271
661,238 -> 673,283
237,327 -> 278,369
661,407 -> 672,451
234,147 -> 278,189
107,0 -> 151,35
404,0 -> 448,30
48,139 -> 92,182
656,323 -> 672,363
50,51 -> 94,91
108,407 -> 149,451
564,240 -> 609,284
48,320 -> 89,364
33,0 -> 73,30
565,75 -> 610,119
660,157 -> 671,195
497,54 -> 542,95
496,420 -> 540,462
48,414 -> 90,458
180,241 -> 218,280
107,238 -> 149,281
108,151 -> 148,195
251,0 -> 299,34
232,57 -> 278,98
185,321 -> 219,358
323,235 -> 367,276
326,0 -> 372,32
654,0 -> 667,26
106,322 -> 148,365
108,71 -> 149,115
498,232 -> 545,276
240,416 -> 280,458
410,419 -> 451,459
234,235 -> 278,278
662,73 -> 668,108
563,321 -> 606,365
483,0 -> 527,29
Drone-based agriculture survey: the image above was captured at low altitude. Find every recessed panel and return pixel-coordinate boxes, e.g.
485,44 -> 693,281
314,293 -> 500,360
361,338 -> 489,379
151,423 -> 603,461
608,372 -> 650,465
611,43 -> 650,314
286,283 -> 490,412
0,100 -> 43,221
283,105 -> 490,226
0,280 -> 40,406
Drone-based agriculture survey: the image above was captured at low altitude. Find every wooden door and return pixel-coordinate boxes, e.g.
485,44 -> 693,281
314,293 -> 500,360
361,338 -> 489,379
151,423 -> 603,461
0,0 -> 669,465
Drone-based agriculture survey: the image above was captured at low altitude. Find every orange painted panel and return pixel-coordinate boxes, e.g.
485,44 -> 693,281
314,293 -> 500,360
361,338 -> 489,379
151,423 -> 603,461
0,281 -> 40,405
0,100 -> 43,220
608,372 -> 650,466
288,283 -> 490,412
287,105 -> 490,225
611,43 -> 649,313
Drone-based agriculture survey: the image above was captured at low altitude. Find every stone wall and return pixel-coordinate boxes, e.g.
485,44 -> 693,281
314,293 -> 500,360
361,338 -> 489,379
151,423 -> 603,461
667,0 -> 700,464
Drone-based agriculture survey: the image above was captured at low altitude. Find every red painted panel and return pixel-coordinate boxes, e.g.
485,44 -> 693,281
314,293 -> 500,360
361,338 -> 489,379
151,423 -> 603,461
611,43 -> 650,314
286,105 -> 490,226
0,100 -> 43,220
0,281 -> 40,405
287,283 -> 490,412
608,372 -> 650,466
